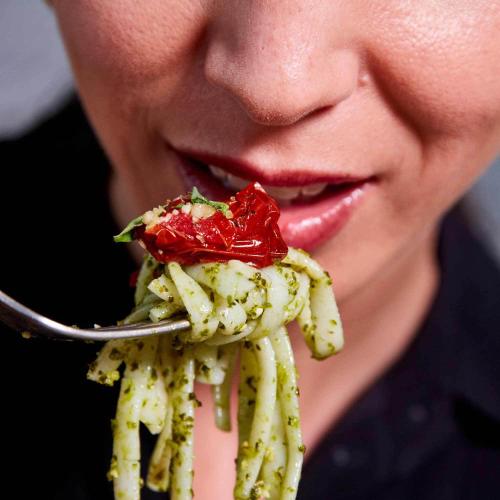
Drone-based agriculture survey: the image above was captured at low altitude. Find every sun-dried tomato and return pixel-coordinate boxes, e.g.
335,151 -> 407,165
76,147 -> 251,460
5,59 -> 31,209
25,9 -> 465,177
131,182 -> 287,267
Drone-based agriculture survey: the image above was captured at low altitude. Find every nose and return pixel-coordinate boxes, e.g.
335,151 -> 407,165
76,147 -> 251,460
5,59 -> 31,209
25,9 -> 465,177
204,2 -> 360,127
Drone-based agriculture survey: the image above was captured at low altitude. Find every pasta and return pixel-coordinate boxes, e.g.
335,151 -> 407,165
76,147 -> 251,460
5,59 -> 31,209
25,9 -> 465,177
88,248 -> 343,499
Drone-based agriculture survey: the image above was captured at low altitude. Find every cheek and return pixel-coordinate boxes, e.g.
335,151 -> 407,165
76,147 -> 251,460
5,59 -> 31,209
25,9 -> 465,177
54,0 -> 206,94
52,0 -> 208,210
53,0 -> 209,176
367,2 -> 500,135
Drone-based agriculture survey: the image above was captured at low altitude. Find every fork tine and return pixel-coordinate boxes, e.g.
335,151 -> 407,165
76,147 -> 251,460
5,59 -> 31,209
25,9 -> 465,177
79,318 -> 192,341
94,318 -> 191,334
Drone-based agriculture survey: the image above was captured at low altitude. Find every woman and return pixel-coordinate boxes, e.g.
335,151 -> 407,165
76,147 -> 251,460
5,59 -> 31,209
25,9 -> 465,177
3,2 -> 500,499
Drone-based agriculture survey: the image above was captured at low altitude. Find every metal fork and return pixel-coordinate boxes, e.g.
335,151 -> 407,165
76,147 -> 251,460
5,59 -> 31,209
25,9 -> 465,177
0,290 -> 191,342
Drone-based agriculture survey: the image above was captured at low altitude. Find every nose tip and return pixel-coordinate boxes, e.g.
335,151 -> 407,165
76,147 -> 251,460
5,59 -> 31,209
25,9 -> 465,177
204,23 -> 360,127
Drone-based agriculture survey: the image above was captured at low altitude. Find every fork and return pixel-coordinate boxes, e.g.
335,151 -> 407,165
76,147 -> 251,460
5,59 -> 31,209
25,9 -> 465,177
0,290 -> 191,342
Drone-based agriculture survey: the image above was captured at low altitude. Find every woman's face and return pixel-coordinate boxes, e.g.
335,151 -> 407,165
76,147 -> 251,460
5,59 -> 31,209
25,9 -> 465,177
52,1 -> 500,305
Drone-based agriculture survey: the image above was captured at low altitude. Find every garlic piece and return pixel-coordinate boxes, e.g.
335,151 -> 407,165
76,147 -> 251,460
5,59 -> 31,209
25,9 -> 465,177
191,203 -> 216,219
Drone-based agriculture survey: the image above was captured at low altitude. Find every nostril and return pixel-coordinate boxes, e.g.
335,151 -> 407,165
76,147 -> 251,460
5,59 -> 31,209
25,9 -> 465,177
235,101 -> 322,127
306,105 -> 334,121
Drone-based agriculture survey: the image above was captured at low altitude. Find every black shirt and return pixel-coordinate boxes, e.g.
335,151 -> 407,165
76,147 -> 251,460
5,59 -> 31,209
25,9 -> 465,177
1,99 -> 499,499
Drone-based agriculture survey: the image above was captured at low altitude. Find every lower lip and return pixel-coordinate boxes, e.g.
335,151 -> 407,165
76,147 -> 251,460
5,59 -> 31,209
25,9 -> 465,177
170,146 -> 372,251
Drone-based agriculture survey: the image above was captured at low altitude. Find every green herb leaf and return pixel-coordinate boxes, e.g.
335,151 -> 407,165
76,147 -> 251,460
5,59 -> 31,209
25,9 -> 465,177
113,215 -> 144,243
190,186 -> 230,215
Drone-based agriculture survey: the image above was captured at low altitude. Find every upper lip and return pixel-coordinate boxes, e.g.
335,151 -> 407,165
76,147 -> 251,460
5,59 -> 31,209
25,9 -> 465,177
173,146 -> 369,187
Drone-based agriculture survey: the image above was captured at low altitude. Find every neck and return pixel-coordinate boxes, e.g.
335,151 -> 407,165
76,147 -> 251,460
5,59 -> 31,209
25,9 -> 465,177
342,224 -> 439,349
292,225 -> 440,453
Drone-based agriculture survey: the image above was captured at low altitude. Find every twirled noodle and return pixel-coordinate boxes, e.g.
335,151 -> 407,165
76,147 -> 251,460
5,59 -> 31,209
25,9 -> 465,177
168,262 -> 219,341
284,248 -> 343,359
88,248 -> 343,499
249,266 -> 291,340
170,348 -> 196,500
147,336 -> 176,492
212,344 -> 238,431
259,403 -> 287,499
134,254 -> 159,306
193,344 -> 225,384
235,337 -> 277,498
269,327 -> 303,499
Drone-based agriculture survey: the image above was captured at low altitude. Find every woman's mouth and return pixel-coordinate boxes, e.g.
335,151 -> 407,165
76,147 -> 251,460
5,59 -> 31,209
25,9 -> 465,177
208,164 -> 331,204
168,145 -> 374,251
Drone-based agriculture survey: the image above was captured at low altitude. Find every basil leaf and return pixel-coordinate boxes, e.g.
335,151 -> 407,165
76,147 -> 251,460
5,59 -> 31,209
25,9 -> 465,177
113,215 -> 144,243
190,186 -> 229,214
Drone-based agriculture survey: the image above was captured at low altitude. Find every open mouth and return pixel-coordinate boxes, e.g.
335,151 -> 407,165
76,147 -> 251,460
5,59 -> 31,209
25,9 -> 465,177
168,144 -> 374,251
206,164 -> 359,206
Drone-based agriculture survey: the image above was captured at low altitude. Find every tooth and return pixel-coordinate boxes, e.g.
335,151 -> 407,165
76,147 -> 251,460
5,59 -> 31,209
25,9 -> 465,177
208,164 -> 227,181
301,183 -> 327,197
208,164 -> 328,200
263,185 -> 302,200
226,173 -> 250,190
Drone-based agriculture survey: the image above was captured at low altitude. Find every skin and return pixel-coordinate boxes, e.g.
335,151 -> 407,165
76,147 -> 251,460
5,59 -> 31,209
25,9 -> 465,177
51,1 -> 500,498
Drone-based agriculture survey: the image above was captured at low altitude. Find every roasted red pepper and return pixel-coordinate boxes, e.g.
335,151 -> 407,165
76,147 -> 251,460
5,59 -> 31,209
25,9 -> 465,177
115,182 -> 288,268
